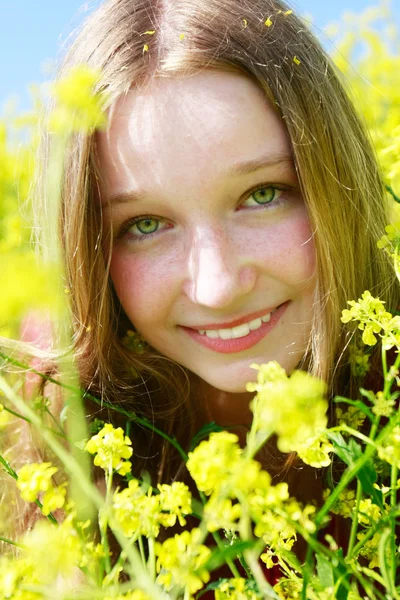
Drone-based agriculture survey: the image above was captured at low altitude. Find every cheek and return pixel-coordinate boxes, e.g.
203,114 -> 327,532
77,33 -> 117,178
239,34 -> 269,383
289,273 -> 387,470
109,251 -> 179,323
245,213 -> 316,283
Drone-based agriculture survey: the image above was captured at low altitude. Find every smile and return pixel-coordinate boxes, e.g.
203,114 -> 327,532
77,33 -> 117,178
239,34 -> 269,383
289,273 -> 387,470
181,302 -> 289,354
197,310 -> 275,339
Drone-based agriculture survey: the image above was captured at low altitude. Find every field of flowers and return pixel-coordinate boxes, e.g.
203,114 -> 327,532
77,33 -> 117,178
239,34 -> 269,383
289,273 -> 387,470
0,4 -> 400,599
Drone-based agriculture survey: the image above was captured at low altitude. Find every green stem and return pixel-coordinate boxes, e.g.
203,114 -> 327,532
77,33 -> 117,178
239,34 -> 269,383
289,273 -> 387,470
0,351 -> 188,463
148,536 -> 156,581
390,462 -> 398,590
99,464 -> 113,575
346,479 -> 362,558
138,535 -> 146,566
0,535 -> 22,548
1,404 -> 67,439
385,184 -> 400,204
0,374 -> 166,599
198,490 -> 241,579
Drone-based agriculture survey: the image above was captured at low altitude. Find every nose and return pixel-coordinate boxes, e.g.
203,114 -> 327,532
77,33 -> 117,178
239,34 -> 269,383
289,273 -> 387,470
183,227 -> 257,308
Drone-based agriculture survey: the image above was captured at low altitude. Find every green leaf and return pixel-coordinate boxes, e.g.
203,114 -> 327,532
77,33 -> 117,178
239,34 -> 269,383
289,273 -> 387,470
378,528 -> 393,595
328,433 -> 382,508
0,453 -> 17,479
333,396 -> 374,421
189,421 -> 225,452
202,538 -> 260,572
316,553 -> 334,588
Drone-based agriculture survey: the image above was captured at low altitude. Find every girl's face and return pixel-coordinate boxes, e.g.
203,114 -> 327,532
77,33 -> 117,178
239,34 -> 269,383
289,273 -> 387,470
98,71 -> 316,393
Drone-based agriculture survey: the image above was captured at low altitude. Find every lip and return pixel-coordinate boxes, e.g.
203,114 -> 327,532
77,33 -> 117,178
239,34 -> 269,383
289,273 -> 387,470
180,301 -> 289,354
186,305 -> 281,331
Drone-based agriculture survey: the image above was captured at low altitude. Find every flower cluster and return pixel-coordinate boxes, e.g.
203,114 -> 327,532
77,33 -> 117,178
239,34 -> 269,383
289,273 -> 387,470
113,478 -> 192,538
85,423 -> 133,475
155,528 -> 211,596
247,362 -> 332,466
49,65 -> 107,134
16,462 -> 67,516
341,290 -> 400,348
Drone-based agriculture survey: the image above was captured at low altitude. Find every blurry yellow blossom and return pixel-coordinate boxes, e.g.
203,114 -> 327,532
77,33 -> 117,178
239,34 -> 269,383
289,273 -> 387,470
157,481 -> 192,527
356,530 -> 382,569
112,478 -> 192,538
49,65 -> 107,134
85,423 -> 133,475
377,425 -> 400,468
348,341 -> 371,377
41,482 -> 67,516
336,405 -> 366,430
186,431 -> 242,495
16,462 -> 58,503
247,362 -> 328,455
203,496 -> 242,532
215,577 -> 261,599
0,555 -> 40,600
296,434 -> 333,468
156,528 -> 211,596
357,498 -> 383,525
331,4 -> 400,206
265,17 -> 273,27
372,390 -> 396,417
22,518 -> 83,585
323,488 -> 356,519
293,56 -> 301,65
104,592 -> 152,600
274,577 -> 302,599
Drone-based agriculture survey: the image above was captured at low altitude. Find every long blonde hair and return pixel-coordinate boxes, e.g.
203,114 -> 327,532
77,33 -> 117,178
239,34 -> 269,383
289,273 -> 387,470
39,0 -> 397,474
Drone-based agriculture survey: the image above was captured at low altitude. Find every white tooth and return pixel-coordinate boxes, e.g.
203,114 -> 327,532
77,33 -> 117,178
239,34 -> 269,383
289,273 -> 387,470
205,330 -> 219,339
232,323 -> 250,338
248,318 -> 262,331
261,313 -> 271,323
198,330 -> 205,335
219,328 -> 234,339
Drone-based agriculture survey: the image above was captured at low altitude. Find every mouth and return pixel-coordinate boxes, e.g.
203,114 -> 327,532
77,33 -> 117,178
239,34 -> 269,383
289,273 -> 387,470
180,301 -> 289,354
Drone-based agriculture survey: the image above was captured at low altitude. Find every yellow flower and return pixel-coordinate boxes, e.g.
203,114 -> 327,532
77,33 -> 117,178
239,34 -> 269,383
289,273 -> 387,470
22,517 -> 83,586
274,578 -> 302,599
372,391 -> 395,417
186,431 -> 242,495
158,481 -> 192,527
49,65 -> 107,134
248,363 -> 328,455
264,17 -> 273,27
41,482 -> 67,516
377,426 -> 400,468
113,479 -> 161,538
324,489 -> 356,519
293,56 -> 301,65
215,577 -> 261,599
296,434 -> 333,468
85,423 -> 133,475
341,291 -> 394,347
155,528 -> 211,596
357,499 -> 383,525
203,496 -> 242,532
336,405 -> 366,430
16,462 -> 58,503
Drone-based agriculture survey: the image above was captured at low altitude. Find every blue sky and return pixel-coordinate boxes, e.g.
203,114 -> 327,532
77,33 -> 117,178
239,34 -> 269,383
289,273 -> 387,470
0,0 -> 397,112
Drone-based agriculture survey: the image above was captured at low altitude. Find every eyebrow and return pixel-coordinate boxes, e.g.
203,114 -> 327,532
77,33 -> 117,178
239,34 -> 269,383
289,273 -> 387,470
105,151 -> 294,207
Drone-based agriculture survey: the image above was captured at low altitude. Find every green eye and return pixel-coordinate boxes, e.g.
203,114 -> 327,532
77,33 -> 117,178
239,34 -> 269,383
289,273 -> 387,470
252,187 -> 276,204
135,218 -> 160,234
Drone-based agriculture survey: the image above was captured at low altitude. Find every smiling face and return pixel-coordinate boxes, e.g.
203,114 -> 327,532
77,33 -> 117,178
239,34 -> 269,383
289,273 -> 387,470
98,71 -> 316,393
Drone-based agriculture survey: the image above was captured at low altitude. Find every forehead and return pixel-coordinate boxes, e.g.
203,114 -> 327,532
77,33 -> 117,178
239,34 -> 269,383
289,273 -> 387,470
96,71 -> 292,198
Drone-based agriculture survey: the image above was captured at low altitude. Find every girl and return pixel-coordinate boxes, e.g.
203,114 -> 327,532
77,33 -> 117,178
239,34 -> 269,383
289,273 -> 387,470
2,0 -> 398,585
